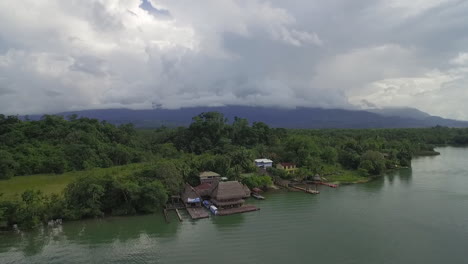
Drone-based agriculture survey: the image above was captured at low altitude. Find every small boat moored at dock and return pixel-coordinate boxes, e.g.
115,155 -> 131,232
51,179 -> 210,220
251,193 -> 265,200
209,205 -> 218,215
203,200 -> 212,209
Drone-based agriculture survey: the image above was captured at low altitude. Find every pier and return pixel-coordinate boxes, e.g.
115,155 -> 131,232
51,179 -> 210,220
186,207 -> 209,219
163,206 -> 184,222
290,185 -> 320,194
216,205 -> 260,216
319,182 -> 338,188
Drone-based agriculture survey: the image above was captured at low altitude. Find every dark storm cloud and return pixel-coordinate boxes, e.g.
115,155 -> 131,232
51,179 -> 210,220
0,0 -> 468,119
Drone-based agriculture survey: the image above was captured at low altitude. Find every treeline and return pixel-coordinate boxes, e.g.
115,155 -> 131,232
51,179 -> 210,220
148,113 -> 468,178
0,114 -> 146,179
2,111 -> 468,229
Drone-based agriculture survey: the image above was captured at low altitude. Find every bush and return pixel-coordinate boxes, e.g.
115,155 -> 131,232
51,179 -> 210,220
0,150 -> 17,179
242,175 -> 273,189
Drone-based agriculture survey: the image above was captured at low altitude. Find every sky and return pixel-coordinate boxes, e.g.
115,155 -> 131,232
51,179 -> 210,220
0,0 -> 468,119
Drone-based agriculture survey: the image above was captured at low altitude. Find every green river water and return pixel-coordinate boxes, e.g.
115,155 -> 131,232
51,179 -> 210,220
1,146 -> 468,264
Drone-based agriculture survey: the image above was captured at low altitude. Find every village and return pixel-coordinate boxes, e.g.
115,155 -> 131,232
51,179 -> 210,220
164,158 -> 338,222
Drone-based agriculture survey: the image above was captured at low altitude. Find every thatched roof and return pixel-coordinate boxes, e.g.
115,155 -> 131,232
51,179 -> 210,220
194,182 -> 213,197
312,174 -> 322,181
211,181 -> 247,200
182,184 -> 201,201
242,184 -> 251,198
199,171 -> 221,178
211,199 -> 245,206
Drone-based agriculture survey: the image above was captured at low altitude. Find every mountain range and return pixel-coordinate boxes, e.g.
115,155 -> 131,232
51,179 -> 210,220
24,106 -> 468,129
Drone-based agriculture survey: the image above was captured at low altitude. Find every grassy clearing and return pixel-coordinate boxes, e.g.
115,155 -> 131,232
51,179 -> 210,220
323,171 -> 369,184
0,163 -> 148,200
319,164 -> 369,184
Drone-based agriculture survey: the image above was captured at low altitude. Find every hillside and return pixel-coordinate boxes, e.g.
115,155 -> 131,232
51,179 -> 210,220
25,106 -> 468,128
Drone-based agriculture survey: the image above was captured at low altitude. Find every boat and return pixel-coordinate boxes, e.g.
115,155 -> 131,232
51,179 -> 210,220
209,205 -> 218,215
203,200 -> 212,209
251,193 -> 265,200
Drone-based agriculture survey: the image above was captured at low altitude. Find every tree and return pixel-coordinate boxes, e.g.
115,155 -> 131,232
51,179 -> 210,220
242,175 -> 273,189
0,150 -> 17,179
320,147 -> 338,164
139,161 -> 184,195
189,112 -> 229,153
359,151 -> 386,175
64,175 -> 105,219
15,190 -> 48,229
136,181 -> 168,213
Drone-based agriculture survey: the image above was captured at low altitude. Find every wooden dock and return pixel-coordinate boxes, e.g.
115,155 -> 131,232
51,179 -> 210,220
186,207 -> 209,220
216,205 -> 260,216
175,209 -> 183,222
164,205 -> 185,222
290,185 -> 320,194
319,182 -> 339,188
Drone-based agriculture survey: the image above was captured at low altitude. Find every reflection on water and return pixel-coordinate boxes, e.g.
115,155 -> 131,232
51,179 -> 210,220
211,213 -> 246,230
385,168 -> 412,186
1,147 -> 468,264
59,214 -> 180,245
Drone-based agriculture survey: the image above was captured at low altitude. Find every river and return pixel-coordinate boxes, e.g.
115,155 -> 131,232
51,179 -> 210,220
1,146 -> 468,264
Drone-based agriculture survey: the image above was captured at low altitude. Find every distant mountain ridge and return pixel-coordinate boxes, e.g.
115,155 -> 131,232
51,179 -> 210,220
366,107 -> 431,120
24,106 -> 468,129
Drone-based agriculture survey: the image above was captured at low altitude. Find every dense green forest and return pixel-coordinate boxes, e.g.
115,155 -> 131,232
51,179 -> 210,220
1,112 -> 468,229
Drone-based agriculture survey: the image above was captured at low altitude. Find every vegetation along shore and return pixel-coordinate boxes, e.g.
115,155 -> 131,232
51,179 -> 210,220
1,112 -> 468,230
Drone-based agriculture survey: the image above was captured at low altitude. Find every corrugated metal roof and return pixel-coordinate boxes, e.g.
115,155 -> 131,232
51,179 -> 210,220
255,159 -> 273,163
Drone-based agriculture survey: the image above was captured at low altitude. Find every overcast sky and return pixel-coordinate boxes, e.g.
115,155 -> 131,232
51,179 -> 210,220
1,0 -> 468,119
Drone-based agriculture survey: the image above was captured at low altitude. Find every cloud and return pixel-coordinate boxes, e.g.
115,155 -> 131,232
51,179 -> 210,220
348,54 -> 468,120
0,0 -> 467,120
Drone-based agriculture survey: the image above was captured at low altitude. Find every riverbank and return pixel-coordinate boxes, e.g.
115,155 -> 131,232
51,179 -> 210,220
2,147 -> 468,264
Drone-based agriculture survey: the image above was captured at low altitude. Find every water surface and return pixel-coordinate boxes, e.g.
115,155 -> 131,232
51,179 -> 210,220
1,147 -> 468,264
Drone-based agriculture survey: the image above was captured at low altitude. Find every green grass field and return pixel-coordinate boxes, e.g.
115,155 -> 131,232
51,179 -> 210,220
0,163 -> 148,200
319,164 -> 369,184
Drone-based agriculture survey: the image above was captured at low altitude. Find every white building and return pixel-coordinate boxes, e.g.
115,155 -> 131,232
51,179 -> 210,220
254,158 -> 273,169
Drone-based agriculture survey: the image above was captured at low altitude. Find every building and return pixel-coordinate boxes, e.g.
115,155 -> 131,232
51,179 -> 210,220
276,162 -> 297,174
254,158 -> 273,169
194,182 -> 213,198
182,184 -> 202,208
199,171 -> 221,184
210,181 -> 250,209
312,174 -> 322,182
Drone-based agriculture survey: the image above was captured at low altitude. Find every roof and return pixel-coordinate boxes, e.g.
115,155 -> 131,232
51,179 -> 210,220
211,199 -> 245,206
182,184 -> 201,201
252,187 -> 263,193
255,159 -> 273,163
242,184 -> 251,198
199,171 -> 221,178
195,182 -> 212,190
211,181 -> 247,200
280,162 -> 296,167
194,182 -> 213,197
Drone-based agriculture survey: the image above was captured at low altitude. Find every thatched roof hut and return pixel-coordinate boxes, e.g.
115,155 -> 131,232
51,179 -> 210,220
312,174 -> 322,182
194,182 -> 213,197
210,181 -> 247,208
199,171 -> 221,184
242,184 -> 251,198
211,181 -> 246,200
182,184 -> 202,206
182,184 -> 200,200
